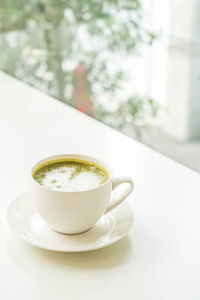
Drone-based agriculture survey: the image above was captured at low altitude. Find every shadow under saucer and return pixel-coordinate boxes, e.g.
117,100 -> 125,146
6,228 -> 132,273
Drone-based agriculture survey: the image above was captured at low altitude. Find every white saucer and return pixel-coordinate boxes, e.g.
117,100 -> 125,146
7,191 -> 133,252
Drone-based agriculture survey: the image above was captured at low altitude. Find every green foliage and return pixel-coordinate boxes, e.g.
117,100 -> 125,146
96,95 -> 159,133
0,0 -> 158,135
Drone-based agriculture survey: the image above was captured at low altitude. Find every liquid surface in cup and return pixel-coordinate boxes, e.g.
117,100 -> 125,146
33,159 -> 109,192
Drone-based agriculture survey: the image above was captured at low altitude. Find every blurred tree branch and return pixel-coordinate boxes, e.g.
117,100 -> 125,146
0,0 -> 158,137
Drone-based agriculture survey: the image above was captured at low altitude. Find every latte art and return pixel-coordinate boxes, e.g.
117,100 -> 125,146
33,160 -> 109,192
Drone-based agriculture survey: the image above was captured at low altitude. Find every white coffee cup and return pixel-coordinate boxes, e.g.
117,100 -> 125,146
31,154 -> 134,234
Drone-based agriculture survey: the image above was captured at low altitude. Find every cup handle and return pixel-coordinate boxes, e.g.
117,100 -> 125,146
105,176 -> 134,214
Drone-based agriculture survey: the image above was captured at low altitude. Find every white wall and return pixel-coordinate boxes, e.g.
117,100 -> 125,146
164,0 -> 200,140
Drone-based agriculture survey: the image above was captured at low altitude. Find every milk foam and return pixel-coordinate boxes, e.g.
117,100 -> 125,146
40,165 -> 105,191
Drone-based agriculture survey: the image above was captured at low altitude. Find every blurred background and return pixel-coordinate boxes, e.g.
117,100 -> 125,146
0,0 -> 200,172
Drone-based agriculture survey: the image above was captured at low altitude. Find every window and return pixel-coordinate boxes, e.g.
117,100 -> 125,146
1,0 -> 199,172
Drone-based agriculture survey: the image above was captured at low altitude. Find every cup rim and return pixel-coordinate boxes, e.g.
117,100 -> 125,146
31,153 -> 113,193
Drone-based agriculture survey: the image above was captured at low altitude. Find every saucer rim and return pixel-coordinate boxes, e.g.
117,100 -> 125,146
7,191 -> 134,252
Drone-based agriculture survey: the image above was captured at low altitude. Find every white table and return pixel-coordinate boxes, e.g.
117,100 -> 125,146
1,72 -> 200,300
